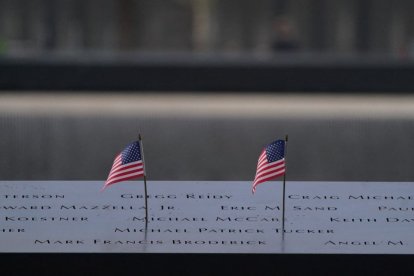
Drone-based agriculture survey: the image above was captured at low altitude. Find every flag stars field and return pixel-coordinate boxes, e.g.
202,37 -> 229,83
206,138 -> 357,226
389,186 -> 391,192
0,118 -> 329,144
252,139 -> 286,193
102,141 -> 145,190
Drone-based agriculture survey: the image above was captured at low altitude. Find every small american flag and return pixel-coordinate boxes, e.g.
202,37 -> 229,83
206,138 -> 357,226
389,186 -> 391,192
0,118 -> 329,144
102,141 -> 145,190
252,139 -> 286,193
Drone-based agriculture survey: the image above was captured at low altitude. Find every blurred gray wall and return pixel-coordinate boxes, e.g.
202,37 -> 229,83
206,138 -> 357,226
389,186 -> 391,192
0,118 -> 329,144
1,94 -> 414,182
1,0 -> 414,56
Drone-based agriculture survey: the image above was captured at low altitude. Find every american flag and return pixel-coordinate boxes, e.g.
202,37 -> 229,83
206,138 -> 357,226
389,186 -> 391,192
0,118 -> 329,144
102,141 -> 145,190
252,139 -> 286,193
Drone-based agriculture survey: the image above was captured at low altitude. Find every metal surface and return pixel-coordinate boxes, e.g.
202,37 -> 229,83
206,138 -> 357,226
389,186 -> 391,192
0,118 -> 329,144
1,181 -> 413,254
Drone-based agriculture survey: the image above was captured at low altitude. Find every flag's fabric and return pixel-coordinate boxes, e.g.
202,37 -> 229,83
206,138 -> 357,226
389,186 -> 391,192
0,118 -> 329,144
102,141 -> 145,190
252,139 -> 286,193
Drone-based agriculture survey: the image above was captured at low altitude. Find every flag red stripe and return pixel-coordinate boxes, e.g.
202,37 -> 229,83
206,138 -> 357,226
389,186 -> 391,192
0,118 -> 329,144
256,152 -> 266,166
252,144 -> 286,193
253,168 -> 285,186
253,170 -> 285,189
254,165 -> 285,183
255,166 -> 285,182
105,171 -> 144,187
110,155 -> 122,167
102,141 -> 145,191
109,159 -> 141,171
255,159 -> 285,175
253,168 -> 285,187
254,162 -> 285,180
108,161 -> 143,176
106,167 -> 144,183
106,170 -> 144,185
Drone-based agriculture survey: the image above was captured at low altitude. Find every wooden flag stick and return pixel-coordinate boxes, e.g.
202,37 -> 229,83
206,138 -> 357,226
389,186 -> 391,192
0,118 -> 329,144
139,134 -> 149,224
282,134 -> 289,237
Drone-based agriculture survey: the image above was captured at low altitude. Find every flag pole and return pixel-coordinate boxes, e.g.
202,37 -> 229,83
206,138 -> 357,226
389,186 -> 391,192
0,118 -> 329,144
282,134 -> 288,237
139,134 -> 149,224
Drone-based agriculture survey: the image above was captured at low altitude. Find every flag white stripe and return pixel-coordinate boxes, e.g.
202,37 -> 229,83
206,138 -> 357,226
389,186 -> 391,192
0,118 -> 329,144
256,159 -> 285,173
112,158 -> 122,167
109,161 -> 143,173
252,140 -> 286,193
102,141 -> 145,191
106,171 -> 144,185
107,165 -> 144,180
256,164 -> 285,178
253,169 -> 285,186
257,158 -> 267,168
254,169 -> 285,185
256,160 -> 285,173
256,163 -> 282,176
108,156 -> 122,171
108,160 -> 142,174
257,152 -> 266,163
257,156 -> 268,167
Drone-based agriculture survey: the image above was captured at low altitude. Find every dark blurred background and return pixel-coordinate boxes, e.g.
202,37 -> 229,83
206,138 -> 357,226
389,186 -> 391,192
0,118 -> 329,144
1,0 -> 414,182
1,0 -> 414,57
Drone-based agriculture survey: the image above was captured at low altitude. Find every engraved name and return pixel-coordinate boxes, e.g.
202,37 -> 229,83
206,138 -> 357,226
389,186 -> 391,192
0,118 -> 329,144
115,228 -> 187,233
1,228 -> 25,233
0,206 -> 52,210
293,206 -> 337,211
274,228 -> 334,234
4,216 -> 88,222
198,228 -> 265,233
289,195 -> 340,200
132,217 -> 206,222
325,240 -> 404,246
216,216 -> 278,222
349,195 -> 414,200
171,240 -> 266,245
378,206 -> 414,212
60,205 -> 140,210
1,194 -> 65,199
330,217 -> 377,223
